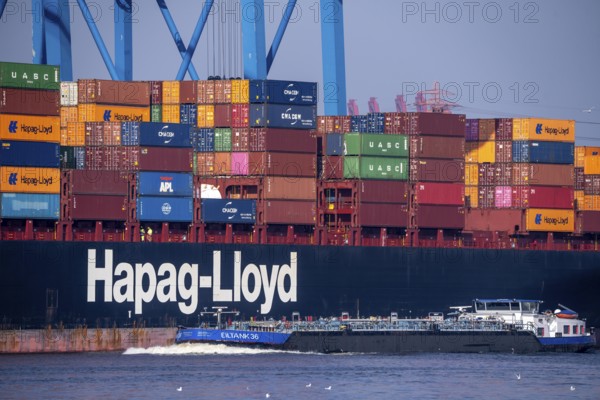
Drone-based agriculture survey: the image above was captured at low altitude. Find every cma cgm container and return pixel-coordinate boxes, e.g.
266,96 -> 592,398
69,170 -> 128,195
137,171 -> 193,197
249,104 -> 317,129
0,141 -> 59,167
525,208 -> 574,232
344,133 -> 409,157
137,196 -> 193,222
343,156 -> 408,180
512,141 -> 574,164
0,115 -> 61,143
0,62 -> 60,90
0,166 -> 60,193
77,79 -> 150,106
121,122 -> 192,148
71,194 -> 127,220
138,147 -> 193,172
249,80 -> 317,105
0,88 -> 60,116
0,193 -> 59,219
201,199 -> 256,224
250,128 -> 316,153
512,118 -> 575,142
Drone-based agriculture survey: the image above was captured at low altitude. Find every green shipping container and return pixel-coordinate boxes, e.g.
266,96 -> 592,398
0,62 -> 60,90
151,105 -> 162,122
344,133 -> 408,157
343,156 -> 408,180
215,128 -> 232,152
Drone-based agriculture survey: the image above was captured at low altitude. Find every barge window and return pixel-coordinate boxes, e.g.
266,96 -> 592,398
573,325 -> 578,334
486,302 -> 511,311
563,325 -> 570,335
510,302 -> 520,311
475,301 -> 484,311
520,301 -> 537,313
537,327 -> 544,336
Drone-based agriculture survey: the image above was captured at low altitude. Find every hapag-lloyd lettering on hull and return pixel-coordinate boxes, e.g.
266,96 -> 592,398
87,249 -> 297,315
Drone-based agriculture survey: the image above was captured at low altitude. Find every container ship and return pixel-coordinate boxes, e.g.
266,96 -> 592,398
1,62 -> 600,333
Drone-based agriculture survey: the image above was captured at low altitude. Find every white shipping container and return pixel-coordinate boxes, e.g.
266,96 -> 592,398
60,81 -> 78,106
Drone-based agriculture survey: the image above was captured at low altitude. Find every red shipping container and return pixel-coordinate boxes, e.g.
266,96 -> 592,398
527,186 -> 574,209
511,186 -> 529,208
416,182 -> 464,206
416,205 -> 464,229
249,128 -> 317,153
231,128 -> 250,151
494,163 -> 512,186
179,81 -> 197,104
71,194 -> 127,221
138,147 -> 192,172
0,88 -> 60,116
84,122 -> 121,146
248,152 -> 316,177
150,81 -> 162,104
120,146 -> 140,171
85,146 -> 120,170
478,186 -> 495,209
214,152 -> 232,175
231,104 -> 249,127
496,118 -> 513,141
512,164 -> 574,186
478,164 -> 495,186
339,116 -> 352,133
358,203 -> 408,227
321,156 -> 344,180
410,159 -> 464,183
575,168 -> 584,191
214,80 -> 232,104
69,170 -> 129,195
262,176 -> 316,200
495,141 -> 512,163
478,119 -> 496,141
358,180 -> 408,203
77,79 -> 150,106
581,211 -> 600,233
464,209 -> 522,232
584,175 -> 600,195
258,199 -> 315,225
384,112 -> 405,134
410,136 -> 464,160
214,104 -> 232,127
195,153 -> 215,176
317,116 -> 337,134
197,81 -> 216,104
406,113 -> 465,137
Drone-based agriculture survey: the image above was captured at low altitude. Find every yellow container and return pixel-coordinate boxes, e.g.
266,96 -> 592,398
465,142 -> 478,163
231,80 -> 250,103
525,208 -> 574,232
66,122 -> 85,146
60,106 -> 78,127
583,147 -> 600,175
583,195 -> 600,211
197,105 -> 215,128
161,104 -> 181,123
512,118 -> 575,142
575,146 -> 586,168
0,114 -> 61,143
162,81 -> 180,104
78,104 -> 150,123
465,185 -> 478,208
477,140 -> 495,163
0,167 -> 60,194
465,163 -> 479,186
575,190 -> 585,210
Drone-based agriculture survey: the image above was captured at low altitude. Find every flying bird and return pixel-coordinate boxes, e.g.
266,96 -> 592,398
583,106 -> 595,113
176,387 -> 182,392
570,386 -> 576,391
325,386 -> 332,390
515,373 -> 521,380
266,393 -> 271,398
306,383 -> 312,387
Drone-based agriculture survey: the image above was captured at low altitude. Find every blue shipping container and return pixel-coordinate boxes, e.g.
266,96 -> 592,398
325,133 -> 344,155
180,104 -> 198,126
136,196 -> 193,222
191,128 -> 215,152
512,141 -> 574,164
1,141 -> 60,167
201,199 -> 256,224
0,193 -> 60,219
367,113 -> 385,134
249,80 -> 317,105
137,171 -> 193,197
249,104 -> 317,129
351,115 -> 368,133
121,122 -> 192,147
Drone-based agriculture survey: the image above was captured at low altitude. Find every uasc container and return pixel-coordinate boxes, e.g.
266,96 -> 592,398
0,62 -> 60,90
344,156 -> 408,180
345,133 -> 409,157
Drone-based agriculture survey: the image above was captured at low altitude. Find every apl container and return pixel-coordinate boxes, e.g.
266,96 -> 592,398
0,193 -> 60,219
249,80 -> 317,105
137,171 -> 193,197
0,141 -> 60,167
0,88 -> 60,116
0,166 -> 60,193
345,133 -> 409,157
512,141 -> 574,164
0,62 -> 60,90
121,122 -> 192,148
137,196 -> 193,222
201,198 -> 256,224
0,114 -> 61,143
525,208 -> 574,232
249,104 -> 317,129
343,156 -> 408,180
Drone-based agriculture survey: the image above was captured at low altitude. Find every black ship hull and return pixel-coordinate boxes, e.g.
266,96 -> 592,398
2,241 -> 600,329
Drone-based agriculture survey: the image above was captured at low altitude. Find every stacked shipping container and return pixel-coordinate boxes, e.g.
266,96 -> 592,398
576,146 -> 600,233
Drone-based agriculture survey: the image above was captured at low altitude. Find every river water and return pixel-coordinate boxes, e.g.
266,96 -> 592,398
1,345 -> 598,399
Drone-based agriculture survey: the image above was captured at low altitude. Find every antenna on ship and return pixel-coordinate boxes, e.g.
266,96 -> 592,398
356,299 -> 360,319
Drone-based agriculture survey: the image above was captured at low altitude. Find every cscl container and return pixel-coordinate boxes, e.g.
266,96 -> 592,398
137,171 -> 193,197
0,62 -> 60,90
409,159 -> 465,183
191,128 -> 215,152
345,133 -> 409,157
512,141 -> 574,164
512,163 -> 573,186
257,199 -> 314,224
358,180 -> 407,203
71,194 -> 127,220
77,104 -> 150,123
415,182 -> 464,206
77,79 -> 150,106
248,152 -> 316,177
249,128 -> 316,153
249,80 -> 317,105
465,119 -> 479,142
357,203 -> 408,227
409,136 -> 463,160
215,128 -> 232,151
0,141 -> 59,167
343,156 -> 408,180
512,118 -> 575,142
121,122 -> 192,148
0,193 -> 59,219
60,82 -> 78,106
180,104 -> 197,126
262,176 -> 316,200
201,198 -> 256,224
138,147 -> 193,172
0,88 -> 60,116
0,166 -> 60,193
525,208 -> 574,232
464,209 -> 522,232
137,196 -> 193,222
416,205 -> 464,229
69,170 -> 129,195
0,115 -> 61,143
249,104 -> 317,129
60,146 -> 85,170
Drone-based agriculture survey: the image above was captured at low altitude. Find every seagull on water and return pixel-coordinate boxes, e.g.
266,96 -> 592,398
570,386 -> 576,391
176,387 -> 182,392
306,383 -> 312,387
325,386 -> 332,390
515,373 -> 521,380
266,393 -> 271,398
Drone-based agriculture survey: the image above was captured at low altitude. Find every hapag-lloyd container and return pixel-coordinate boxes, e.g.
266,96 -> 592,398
263,176 -> 316,200
71,194 -> 127,220
249,104 -> 317,129
248,152 -> 316,177
69,170 -> 129,195
409,159 -> 465,183
191,128 -> 215,152
138,147 -> 193,172
512,141 -> 574,164
415,182 -> 464,206
77,104 -> 150,123
257,199 -> 315,224
121,122 -> 192,148
416,205 -> 465,229
137,171 -> 193,197
137,196 -> 193,222
512,163 -> 574,186
249,80 -> 317,105
410,136 -> 463,160
0,193 -> 59,219
231,152 -> 249,175
343,156 -> 408,180
345,133 -> 409,157
0,62 -> 60,90
201,198 -> 256,224
512,118 -> 575,142
0,141 -> 60,167
0,114 -> 61,143
525,208 -> 574,232
0,88 -> 60,116
249,128 -> 316,153
357,203 -> 408,227
0,166 -> 60,193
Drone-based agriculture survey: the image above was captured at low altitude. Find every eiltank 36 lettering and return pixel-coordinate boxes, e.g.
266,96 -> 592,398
87,249 -> 297,315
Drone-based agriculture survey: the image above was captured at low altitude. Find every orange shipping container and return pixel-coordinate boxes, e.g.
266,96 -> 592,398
0,114 -> 61,143
575,146 -> 586,168
231,80 -> 250,103
213,152 -> 232,175
512,118 -> 575,142
575,190 -> 585,210
583,195 -> 600,211
161,104 -> 180,123
465,163 -> 478,186
66,121 -> 85,146
464,186 -> 479,208
197,105 -> 215,128
262,176 -> 316,200
77,104 -> 149,123
477,140 -> 495,163
465,142 -> 478,163
525,208 -> 574,232
0,167 -> 60,194
583,147 -> 600,175
60,106 -> 78,127
162,81 -> 180,104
